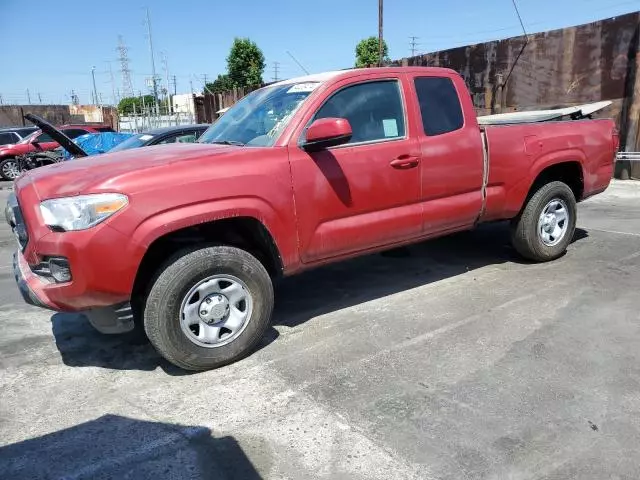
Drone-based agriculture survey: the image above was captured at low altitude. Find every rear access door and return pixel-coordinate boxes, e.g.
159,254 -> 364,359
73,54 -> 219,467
407,73 -> 485,235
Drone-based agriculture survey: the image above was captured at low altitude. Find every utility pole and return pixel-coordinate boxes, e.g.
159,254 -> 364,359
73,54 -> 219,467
0,94 -> 3,105
286,51 -> 309,75
38,92 -> 42,104
202,74 -> 208,87
190,79 -> 194,94
162,52 -> 171,114
378,0 -> 384,67
91,66 -> 98,106
108,62 -> 117,105
140,90 -> 146,128
145,8 -> 159,114
172,75 -> 177,95
71,90 -> 79,105
272,61 -> 280,81
26,89 -> 31,104
409,36 -> 419,57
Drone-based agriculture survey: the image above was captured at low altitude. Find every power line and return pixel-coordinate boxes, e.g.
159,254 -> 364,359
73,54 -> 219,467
409,36 -> 420,57
286,51 -> 309,75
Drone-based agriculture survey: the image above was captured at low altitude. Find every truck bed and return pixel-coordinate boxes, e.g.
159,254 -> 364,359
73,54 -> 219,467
481,118 -> 617,222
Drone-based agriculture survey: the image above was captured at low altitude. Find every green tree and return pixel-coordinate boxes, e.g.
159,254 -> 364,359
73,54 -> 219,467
205,74 -> 235,94
227,38 -> 265,88
355,36 -> 389,68
117,95 -> 155,115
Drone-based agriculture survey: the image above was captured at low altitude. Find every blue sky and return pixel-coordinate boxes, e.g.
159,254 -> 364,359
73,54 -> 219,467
0,0 -> 637,105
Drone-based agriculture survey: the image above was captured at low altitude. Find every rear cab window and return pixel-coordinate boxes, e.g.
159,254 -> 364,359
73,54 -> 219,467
414,77 -> 464,136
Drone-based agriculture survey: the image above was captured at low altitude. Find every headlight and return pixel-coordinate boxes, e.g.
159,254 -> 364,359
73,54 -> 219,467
39,193 -> 128,231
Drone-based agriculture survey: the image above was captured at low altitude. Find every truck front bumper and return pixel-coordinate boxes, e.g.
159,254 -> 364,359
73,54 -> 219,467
13,250 -> 57,310
12,249 -> 134,334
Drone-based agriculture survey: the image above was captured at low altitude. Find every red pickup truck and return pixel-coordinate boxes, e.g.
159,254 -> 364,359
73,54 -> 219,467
7,67 -> 617,370
0,123 -> 114,180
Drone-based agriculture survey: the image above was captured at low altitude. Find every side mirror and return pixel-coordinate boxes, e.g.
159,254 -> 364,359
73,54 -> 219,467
303,118 -> 352,152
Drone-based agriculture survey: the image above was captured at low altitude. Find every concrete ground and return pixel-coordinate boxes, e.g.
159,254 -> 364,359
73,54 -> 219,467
1,181 -> 639,480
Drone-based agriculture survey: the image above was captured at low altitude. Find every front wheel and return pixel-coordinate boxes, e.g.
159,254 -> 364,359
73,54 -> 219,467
143,246 -> 274,371
510,181 -> 577,262
0,158 -> 21,180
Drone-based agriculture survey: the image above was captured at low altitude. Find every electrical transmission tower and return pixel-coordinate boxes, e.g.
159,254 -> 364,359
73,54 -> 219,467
272,62 -> 280,82
117,35 -> 134,98
409,36 -> 420,57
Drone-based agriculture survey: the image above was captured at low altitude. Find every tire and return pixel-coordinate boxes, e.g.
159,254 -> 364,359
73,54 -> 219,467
510,181 -> 577,262
0,157 -> 20,180
143,245 -> 274,371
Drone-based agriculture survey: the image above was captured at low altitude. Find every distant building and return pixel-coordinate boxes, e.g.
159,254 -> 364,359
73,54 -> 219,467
172,93 -> 199,115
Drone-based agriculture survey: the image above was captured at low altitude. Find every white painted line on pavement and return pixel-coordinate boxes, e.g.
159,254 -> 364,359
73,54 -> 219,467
589,228 -> 640,237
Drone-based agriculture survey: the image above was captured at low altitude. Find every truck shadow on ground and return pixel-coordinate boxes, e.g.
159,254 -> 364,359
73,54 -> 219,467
50,223 -> 589,373
0,414 -> 262,480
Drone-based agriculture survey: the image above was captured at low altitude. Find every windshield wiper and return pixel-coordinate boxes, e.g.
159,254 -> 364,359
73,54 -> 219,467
209,140 -> 245,146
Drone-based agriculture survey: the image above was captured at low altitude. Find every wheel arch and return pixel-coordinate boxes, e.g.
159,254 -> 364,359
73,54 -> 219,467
132,210 -> 284,298
506,153 -> 586,217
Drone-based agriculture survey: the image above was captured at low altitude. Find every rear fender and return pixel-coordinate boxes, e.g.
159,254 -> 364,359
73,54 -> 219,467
504,149 -> 586,217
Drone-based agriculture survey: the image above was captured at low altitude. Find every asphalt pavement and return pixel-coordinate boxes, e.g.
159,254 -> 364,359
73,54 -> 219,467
1,181 -> 639,479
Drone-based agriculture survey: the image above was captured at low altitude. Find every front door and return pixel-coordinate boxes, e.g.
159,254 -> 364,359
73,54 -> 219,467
288,77 -> 423,263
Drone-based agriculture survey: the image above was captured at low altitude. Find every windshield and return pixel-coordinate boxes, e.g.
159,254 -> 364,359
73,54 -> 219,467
198,82 -> 320,147
19,130 -> 40,144
109,133 -> 155,152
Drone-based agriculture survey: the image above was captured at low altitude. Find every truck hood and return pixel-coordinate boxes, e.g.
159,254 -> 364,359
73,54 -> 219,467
21,143 -> 242,199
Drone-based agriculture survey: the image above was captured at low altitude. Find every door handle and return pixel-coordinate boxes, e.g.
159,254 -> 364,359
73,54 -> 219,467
390,155 -> 420,169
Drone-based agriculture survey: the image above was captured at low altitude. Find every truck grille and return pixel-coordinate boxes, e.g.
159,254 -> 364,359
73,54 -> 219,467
4,193 -> 29,251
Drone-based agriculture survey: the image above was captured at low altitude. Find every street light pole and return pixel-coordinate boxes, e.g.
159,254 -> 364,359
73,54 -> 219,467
91,66 -> 98,106
378,0 -> 384,67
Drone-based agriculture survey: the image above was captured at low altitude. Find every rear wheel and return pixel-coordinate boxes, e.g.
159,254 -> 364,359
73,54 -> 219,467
510,181 -> 577,262
0,158 -> 20,180
143,245 -> 274,371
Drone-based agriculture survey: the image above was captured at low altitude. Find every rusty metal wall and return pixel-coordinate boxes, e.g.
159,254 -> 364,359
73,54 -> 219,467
394,11 -> 640,163
0,105 -> 118,129
0,105 -> 71,127
197,86 -> 261,123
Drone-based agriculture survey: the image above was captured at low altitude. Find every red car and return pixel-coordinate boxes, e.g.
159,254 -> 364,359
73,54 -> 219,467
8,67 -> 617,370
0,123 -> 113,180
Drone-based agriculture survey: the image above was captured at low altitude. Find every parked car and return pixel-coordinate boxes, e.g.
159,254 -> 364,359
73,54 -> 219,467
108,125 -> 209,152
0,126 -> 39,147
7,67 -> 618,371
15,114 -> 208,165
0,122 -> 114,180
16,121 -> 209,173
